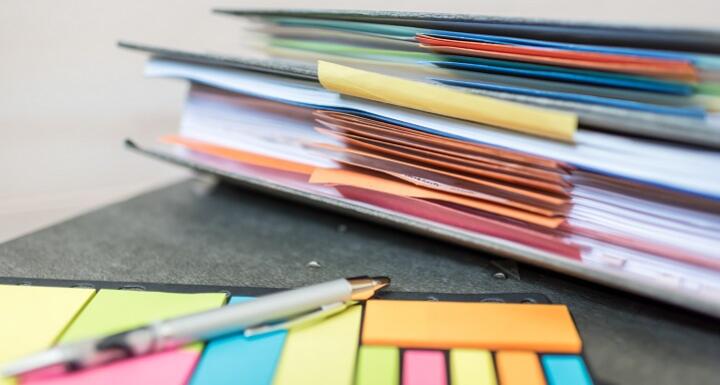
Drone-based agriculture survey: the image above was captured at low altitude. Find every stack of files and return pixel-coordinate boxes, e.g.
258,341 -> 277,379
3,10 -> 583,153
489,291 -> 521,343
121,9 -> 720,317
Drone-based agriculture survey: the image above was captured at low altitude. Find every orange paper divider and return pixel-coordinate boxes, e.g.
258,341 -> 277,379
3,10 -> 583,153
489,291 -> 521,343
161,135 -> 315,175
417,35 -> 697,81
361,300 -> 582,353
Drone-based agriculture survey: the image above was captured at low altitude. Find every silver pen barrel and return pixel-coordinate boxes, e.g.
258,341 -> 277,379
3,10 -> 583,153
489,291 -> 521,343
153,278 -> 353,347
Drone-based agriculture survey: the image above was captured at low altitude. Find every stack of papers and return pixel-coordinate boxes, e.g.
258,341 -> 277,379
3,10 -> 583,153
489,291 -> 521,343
122,9 -> 720,316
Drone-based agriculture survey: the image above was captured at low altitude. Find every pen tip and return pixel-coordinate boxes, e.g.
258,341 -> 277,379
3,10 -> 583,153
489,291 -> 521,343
371,276 -> 391,288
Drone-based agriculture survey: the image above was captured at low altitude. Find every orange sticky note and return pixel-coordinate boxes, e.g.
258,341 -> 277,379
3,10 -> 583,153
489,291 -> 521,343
361,300 -> 581,353
495,351 -> 547,385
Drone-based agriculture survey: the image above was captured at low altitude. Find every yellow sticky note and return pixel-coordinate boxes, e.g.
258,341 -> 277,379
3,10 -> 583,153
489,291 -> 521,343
273,305 -> 362,385
317,61 -> 577,142
0,285 -> 95,364
450,349 -> 497,385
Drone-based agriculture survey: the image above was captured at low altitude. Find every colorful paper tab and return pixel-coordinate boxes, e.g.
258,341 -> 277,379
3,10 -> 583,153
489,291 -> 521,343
542,355 -> 593,385
272,304 -> 362,385
0,285 -> 94,364
403,350 -> 447,385
317,61 -> 578,142
58,289 -> 227,343
188,297 -> 287,385
355,346 -> 400,385
362,300 -> 582,353
21,289 -> 226,385
450,349 -> 497,385
22,350 -> 201,385
495,351 -> 546,385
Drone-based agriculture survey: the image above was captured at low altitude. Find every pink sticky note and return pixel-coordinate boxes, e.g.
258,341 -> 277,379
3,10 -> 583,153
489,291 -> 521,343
20,349 -> 201,385
403,350 -> 447,385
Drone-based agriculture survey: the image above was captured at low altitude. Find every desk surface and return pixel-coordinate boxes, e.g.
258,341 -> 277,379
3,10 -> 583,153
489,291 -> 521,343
1,179 -> 719,385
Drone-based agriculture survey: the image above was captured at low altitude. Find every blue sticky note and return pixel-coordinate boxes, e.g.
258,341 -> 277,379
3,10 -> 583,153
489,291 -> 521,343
189,297 -> 288,385
542,355 -> 594,385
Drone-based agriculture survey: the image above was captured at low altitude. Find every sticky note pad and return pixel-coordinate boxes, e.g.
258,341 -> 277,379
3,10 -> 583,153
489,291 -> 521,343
355,346 -> 399,385
403,350 -> 447,385
58,289 -> 227,343
0,285 -> 95,363
495,351 -> 546,385
362,300 -> 581,353
542,355 -> 593,385
189,297 -> 287,385
21,349 -> 201,385
272,304 -> 362,385
450,349 -> 497,385
21,289 -> 226,385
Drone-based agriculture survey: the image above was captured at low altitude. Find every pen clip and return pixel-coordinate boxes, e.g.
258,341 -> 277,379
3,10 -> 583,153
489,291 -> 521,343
243,301 -> 356,338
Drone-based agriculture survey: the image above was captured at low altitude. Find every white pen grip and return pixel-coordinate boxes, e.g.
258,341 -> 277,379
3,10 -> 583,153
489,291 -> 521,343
155,278 -> 352,344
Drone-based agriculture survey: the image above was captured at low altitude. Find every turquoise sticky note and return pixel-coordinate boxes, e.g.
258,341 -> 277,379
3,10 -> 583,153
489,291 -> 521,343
542,355 -> 593,385
189,297 -> 288,385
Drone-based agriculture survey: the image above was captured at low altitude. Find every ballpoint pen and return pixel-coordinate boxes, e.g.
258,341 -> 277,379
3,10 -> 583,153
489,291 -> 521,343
1,275 -> 390,378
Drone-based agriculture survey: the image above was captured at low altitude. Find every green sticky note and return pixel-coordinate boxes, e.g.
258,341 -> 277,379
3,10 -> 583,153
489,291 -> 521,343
272,305 -> 362,385
270,39 -> 442,63
355,346 -> 399,385
450,349 -> 497,385
59,289 -> 227,344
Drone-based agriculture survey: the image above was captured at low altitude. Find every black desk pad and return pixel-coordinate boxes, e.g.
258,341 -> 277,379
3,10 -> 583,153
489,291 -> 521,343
1,179 -> 718,385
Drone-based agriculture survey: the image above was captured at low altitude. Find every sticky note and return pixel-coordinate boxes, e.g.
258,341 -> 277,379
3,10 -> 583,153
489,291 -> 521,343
272,305 -> 362,385
0,285 -> 95,363
495,351 -> 546,385
189,297 -> 287,385
21,289 -> 226,385
21,350 -> 200,385
450,349 -> 497,385
58,289 -> 227,343
403,350 -> 447,385
317,61 -> 577,142
362,300 -> 581,353
355,346 -> 399,385
542,355 -> 593,385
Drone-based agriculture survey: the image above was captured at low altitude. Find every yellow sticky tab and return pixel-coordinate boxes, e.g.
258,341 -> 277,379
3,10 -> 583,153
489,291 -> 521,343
317,61 -> 577,142
0,285 -> 95,364
450,349 -> 497,385
273,305 -> 362,385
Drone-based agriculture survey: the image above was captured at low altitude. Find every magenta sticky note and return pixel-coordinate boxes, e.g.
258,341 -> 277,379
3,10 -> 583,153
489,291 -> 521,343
403,350 -> 447,385
20,349 -> 201,385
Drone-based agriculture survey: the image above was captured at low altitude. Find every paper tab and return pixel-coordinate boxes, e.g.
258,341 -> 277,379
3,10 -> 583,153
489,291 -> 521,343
273,305 -> 362,385
495,351 -> 546,385
355,346 -> 400,385
21,289 -> 226,385
317,61 -> 577,142
189,297 -> 287,385
58,289 -> 227,343
403,350 -> 447,385
0,285 -> 94,364
541,355 -> 594,385
362,300 -> 581,353
450,349 -> 497,385
22,350 -> 201,385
